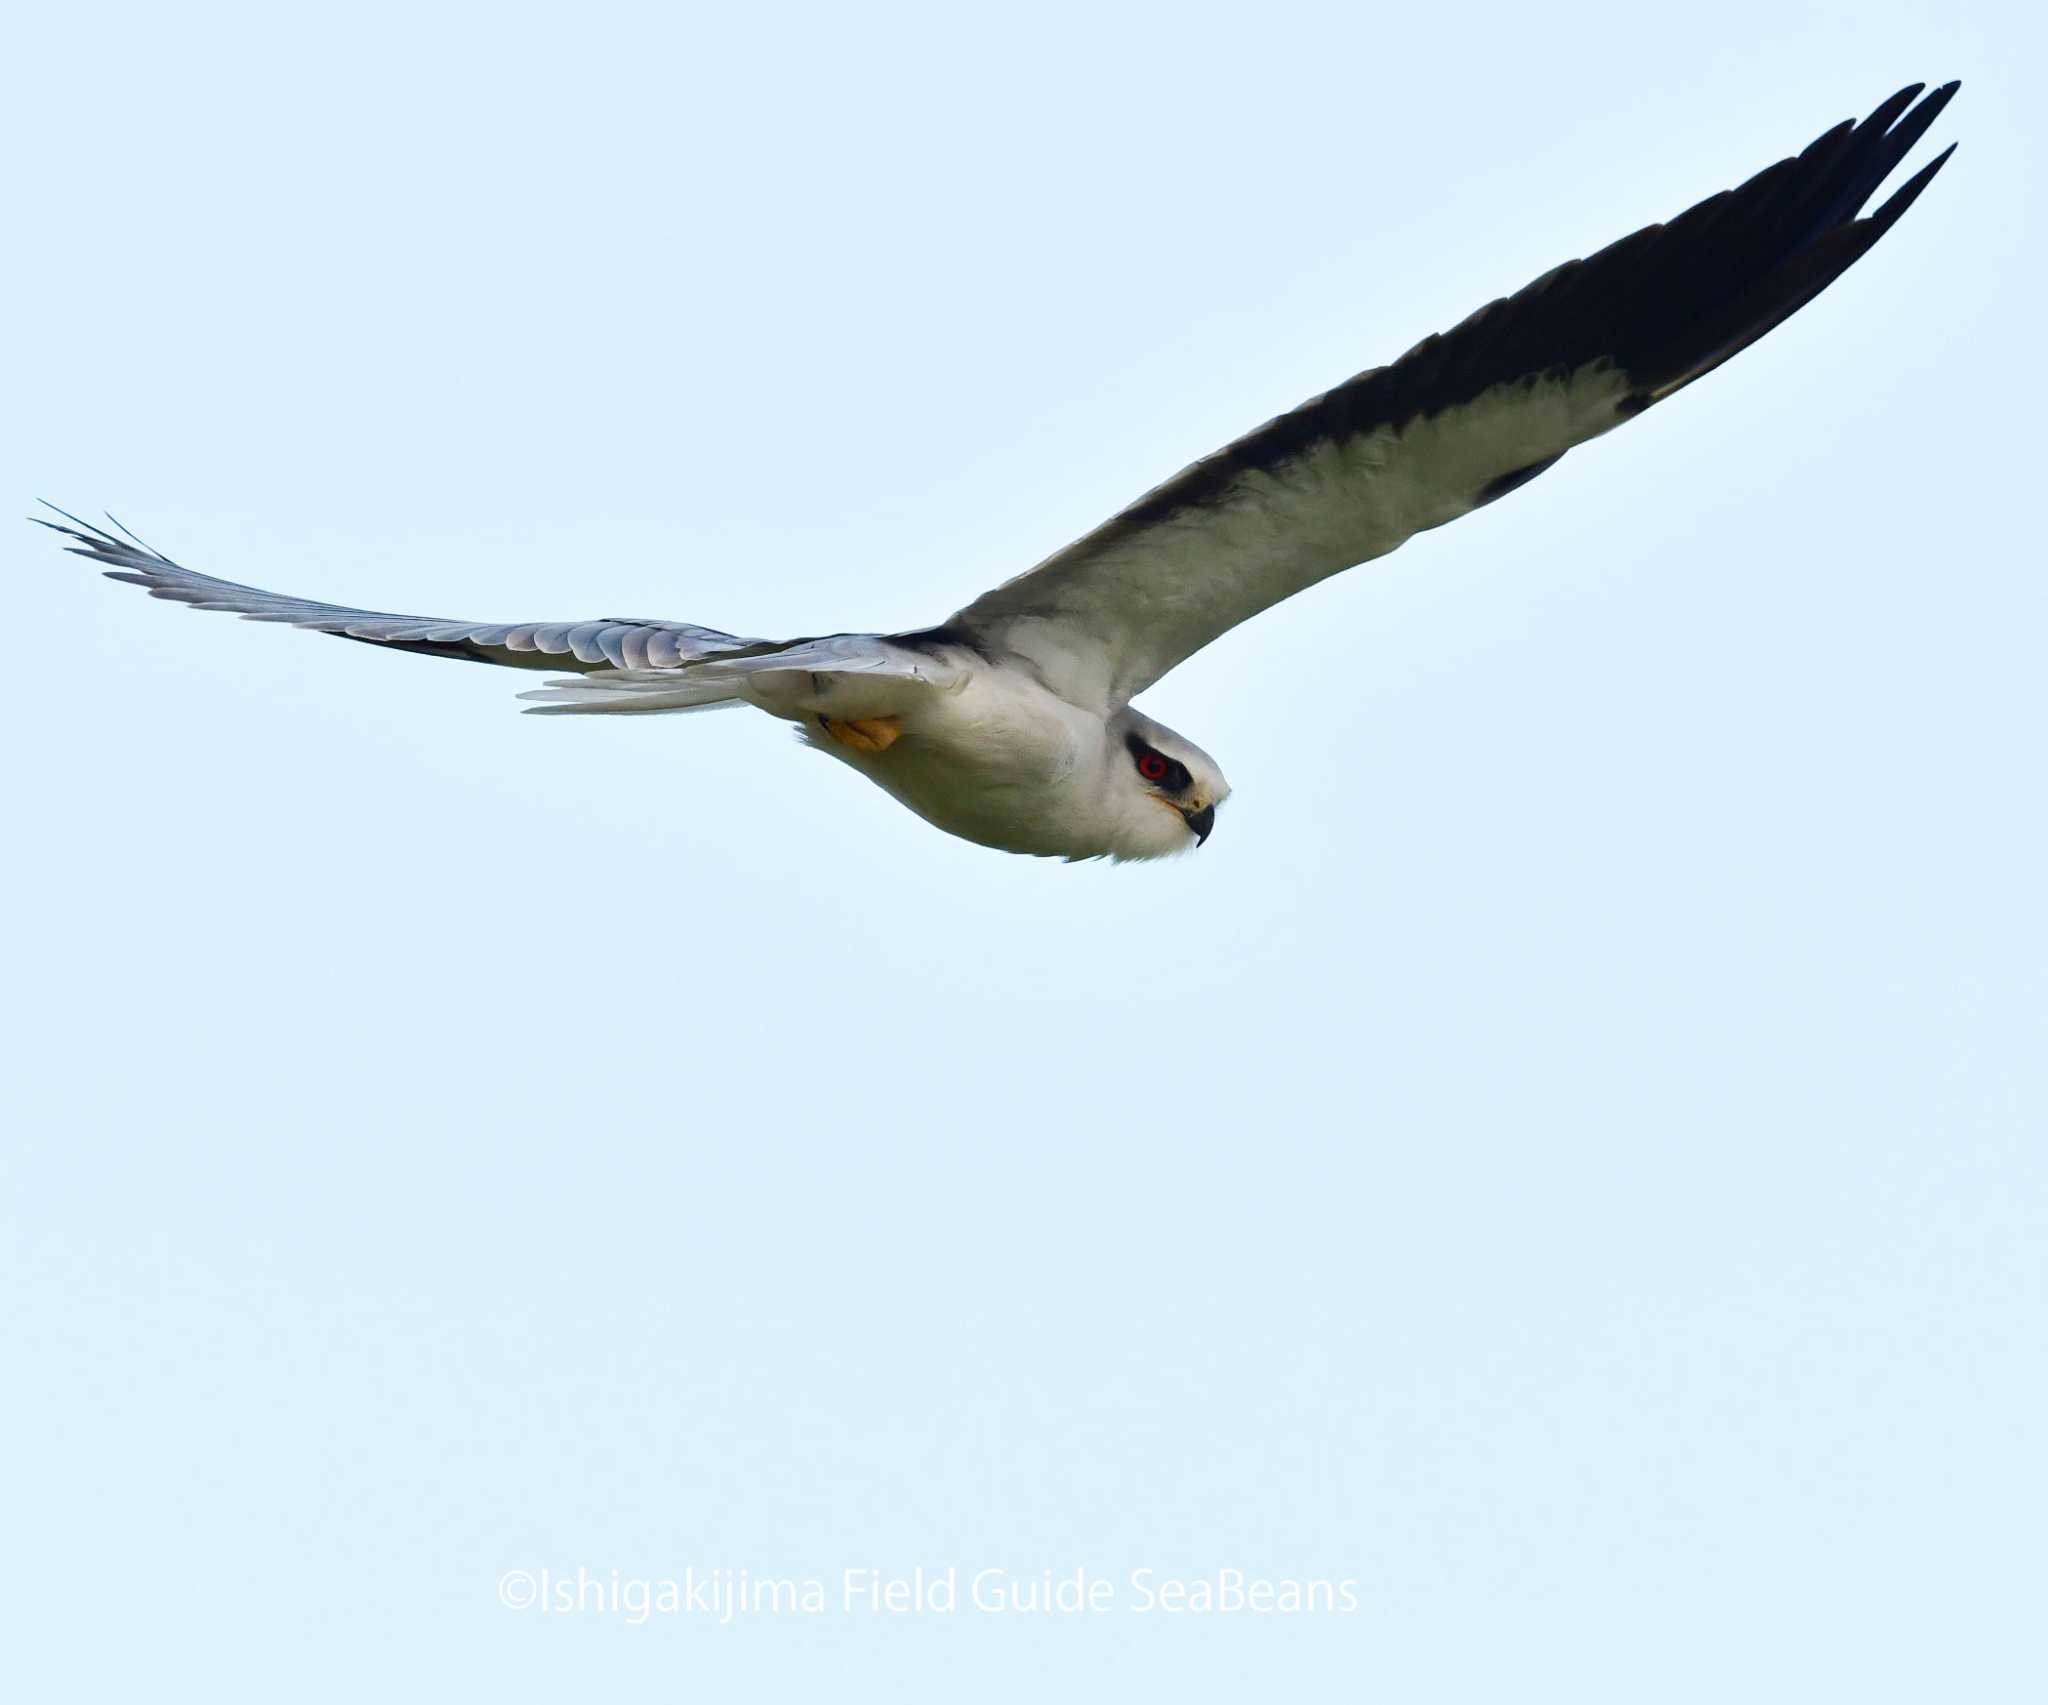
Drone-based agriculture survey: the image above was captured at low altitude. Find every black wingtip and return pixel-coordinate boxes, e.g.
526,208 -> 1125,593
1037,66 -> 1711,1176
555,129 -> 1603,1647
1867,82 -> 1927,133
1868,140 -> 1959,232
33,499 -> 99,538
1873,79 -> 1959,164
1880,78 -> 1961,123
102,511 -> 165,558
31,501 -> 175,569
1900,80 -> 1958,143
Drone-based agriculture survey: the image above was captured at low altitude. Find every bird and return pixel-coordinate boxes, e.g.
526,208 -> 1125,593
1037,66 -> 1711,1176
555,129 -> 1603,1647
40,81 -> 1957,863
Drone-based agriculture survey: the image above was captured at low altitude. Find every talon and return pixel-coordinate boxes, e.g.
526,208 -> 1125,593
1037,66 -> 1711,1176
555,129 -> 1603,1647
819,715 -> 902,753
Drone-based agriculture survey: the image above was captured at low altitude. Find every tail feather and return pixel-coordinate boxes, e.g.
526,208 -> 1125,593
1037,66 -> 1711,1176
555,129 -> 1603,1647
517,668 -> 753,716
517,634 -> 973,717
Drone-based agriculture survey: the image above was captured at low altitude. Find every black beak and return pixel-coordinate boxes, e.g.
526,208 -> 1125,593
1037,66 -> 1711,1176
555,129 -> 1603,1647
1183,803 -> 1216,846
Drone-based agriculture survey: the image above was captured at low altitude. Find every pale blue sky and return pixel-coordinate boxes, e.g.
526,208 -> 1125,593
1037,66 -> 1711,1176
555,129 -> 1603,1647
5,2 -> 2042,1698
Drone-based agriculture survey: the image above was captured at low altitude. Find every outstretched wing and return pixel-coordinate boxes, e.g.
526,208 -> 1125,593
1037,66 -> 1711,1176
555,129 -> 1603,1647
37,507 -> 768,673
950,81 -> 1960,709
41,507 -> 972,719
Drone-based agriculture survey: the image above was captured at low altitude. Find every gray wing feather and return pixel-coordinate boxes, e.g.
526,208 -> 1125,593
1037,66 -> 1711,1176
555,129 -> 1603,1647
36,507 -> 766,673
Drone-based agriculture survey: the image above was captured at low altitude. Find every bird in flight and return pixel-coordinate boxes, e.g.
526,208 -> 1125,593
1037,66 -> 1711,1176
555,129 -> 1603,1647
42,81 -> 1957,862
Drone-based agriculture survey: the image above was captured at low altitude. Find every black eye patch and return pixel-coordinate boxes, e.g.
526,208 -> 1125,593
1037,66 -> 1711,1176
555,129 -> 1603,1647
1126,734 -> 1192,793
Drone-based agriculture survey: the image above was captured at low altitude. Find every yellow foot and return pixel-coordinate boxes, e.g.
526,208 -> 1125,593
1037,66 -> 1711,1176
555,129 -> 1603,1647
818,715 -> 902,753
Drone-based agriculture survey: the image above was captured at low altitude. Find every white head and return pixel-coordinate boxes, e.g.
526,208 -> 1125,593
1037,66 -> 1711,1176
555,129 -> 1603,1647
1094,707 -> 1232,861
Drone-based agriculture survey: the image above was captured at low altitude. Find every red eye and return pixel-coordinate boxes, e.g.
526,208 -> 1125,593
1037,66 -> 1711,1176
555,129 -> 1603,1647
1137,751 -> 1169,782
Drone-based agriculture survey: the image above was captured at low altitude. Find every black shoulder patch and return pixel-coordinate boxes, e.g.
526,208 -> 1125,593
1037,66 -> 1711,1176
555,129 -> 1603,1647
1475,454 -> 1565,508
893,624 -> 994,661
334,632 -> 499,666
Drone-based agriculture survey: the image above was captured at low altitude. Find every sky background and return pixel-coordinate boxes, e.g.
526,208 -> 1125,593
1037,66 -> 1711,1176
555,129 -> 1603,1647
5,2 -> 2042,1698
